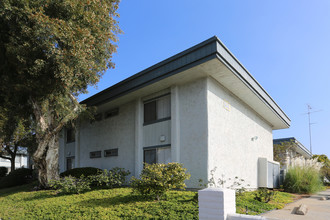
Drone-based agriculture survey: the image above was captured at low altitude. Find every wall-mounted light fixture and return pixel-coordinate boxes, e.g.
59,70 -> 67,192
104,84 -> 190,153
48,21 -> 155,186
160,135 -> 166,142
251,136 -> 258,141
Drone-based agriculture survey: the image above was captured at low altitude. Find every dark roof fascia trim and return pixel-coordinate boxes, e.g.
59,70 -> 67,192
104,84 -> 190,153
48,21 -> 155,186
294,139 -> 313,157
213,37 -> 291,127
81,36 -> 290,128
273,137 -> 295,143
81,36 -> 219,106
85,54 -> 217,106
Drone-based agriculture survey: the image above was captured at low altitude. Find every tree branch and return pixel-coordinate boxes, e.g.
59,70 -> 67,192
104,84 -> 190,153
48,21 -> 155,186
50,93 -> 82,137
0,154 -> 11,160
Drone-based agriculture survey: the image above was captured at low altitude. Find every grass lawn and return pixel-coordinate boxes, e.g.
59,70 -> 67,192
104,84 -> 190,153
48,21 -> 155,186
236,191 -> 294,215
0,183 -> 198,220
0,184 -> 294,219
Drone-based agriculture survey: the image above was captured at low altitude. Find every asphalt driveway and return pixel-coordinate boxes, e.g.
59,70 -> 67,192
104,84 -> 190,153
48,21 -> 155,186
260,189 -> 330,220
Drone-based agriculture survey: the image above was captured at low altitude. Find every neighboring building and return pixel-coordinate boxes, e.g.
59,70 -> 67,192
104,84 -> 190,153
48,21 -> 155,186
0,153 -> 28,173
59,36 -> 291,188
273,137 -> 312,170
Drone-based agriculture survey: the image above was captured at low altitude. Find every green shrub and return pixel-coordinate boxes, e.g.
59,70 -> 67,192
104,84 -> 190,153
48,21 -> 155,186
51,167 -> 130,194
60,167 -> 101,178
49,176 -> 91,194
0,168 -> 33,189
89,167 -> 130,188
254,188 -> 274,203
284,166 -> 324,194
131,163 -> 190,200
0,167 -> 8,178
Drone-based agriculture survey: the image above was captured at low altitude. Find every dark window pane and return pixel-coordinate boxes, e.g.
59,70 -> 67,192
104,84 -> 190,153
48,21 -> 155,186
104,148 -> 118,157
90,151 -> 101,158
144,149 -> 156,164
66,128 -> 75,143
144,101 -> 157,123
66,157 -> 74,170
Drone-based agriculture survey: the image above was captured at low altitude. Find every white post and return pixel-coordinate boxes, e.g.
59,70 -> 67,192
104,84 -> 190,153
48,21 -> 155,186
134,98 -> 143,177
198,188 -> 236,220
171,85 -> 180,163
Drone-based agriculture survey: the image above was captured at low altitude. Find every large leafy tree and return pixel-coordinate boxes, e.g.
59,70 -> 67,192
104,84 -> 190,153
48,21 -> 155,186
0,0 -> 120,187
273,140 -> 295,167
313,154 -> 330,181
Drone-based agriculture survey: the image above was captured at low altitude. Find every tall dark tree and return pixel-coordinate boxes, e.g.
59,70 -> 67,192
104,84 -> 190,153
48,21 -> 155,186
0,97 -> 36,171
0,0 -> 120,187
0,118 -> 35,172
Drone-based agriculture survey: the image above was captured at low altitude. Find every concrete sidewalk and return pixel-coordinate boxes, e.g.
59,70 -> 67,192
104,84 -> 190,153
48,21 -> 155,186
260,189 -> 330,220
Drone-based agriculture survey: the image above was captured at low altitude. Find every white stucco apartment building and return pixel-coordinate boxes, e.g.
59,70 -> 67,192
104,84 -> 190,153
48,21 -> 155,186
0,153 -> 28,173
273,137 -> 313,170
59,36 -> 291,188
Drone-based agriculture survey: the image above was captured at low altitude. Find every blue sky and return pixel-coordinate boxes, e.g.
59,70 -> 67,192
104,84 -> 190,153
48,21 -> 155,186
79,1 -> 330,158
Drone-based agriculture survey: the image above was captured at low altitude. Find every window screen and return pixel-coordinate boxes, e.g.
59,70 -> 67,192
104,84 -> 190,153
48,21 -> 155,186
157,147 -> 171,164
143,94 -> 171,125
157,95 -> 171,119
143,147 -> 171,164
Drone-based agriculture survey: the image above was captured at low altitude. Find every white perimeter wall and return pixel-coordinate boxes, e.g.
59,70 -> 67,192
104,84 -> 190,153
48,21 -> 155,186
207,77 -> 273,189
178,78 -> 209,188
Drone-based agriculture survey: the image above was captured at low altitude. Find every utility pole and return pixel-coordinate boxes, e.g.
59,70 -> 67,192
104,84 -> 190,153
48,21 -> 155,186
305,105 -> 322,154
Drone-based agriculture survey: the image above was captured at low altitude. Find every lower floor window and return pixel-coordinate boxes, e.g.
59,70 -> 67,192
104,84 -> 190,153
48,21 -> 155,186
66,157 -> 75,170
143,146 -> 171,164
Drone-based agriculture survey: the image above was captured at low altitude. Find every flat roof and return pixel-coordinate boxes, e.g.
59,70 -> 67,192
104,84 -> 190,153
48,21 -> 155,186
82,36 -> 291,128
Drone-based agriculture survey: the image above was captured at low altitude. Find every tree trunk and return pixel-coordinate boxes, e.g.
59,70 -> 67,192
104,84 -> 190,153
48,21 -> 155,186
10,157 -> 15,172
33,133 -> 59,188
30,97 -> 78,188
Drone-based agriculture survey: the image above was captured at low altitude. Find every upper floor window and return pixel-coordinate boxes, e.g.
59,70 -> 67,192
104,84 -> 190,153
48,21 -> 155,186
143,94 -> 171,125
66,128 -> 75,143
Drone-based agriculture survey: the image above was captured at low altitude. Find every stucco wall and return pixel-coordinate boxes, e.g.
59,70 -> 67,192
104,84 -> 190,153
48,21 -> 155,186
60,101 -> 136,177
178,78 -> 209,188
58,76 -> 274,189
143,115 -> 171,147
207,77 -> 273,189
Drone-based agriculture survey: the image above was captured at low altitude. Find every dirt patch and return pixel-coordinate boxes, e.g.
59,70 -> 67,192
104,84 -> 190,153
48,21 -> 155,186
291,193 -> 310,201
